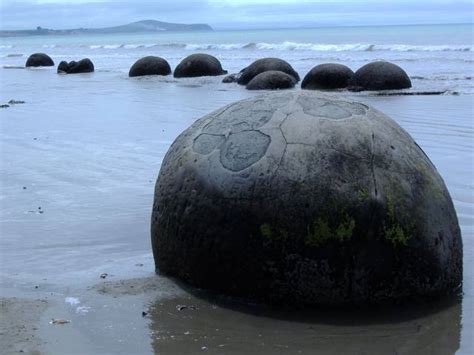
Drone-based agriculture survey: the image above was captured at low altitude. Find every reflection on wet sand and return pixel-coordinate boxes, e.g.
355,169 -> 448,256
147,290 -> 461,355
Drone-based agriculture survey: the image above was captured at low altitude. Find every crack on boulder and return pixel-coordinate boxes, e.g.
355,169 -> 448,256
269,113 -> 291,181
370,131 -> 378,197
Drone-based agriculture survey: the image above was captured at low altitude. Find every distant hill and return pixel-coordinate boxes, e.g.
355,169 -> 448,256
0,20 -> 213,37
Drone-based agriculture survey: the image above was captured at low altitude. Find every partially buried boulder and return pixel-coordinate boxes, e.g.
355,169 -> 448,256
25,53 -> 54,67
302,63 -> 354,90
57,59 -> 94,74
173,53 -> 227,78
222,73 -> 240,83
129,56 -> 171,77
237,58 -> 300,85
349,61 -> 412,91
151,91 -> 462,306
246,70 -> 296,90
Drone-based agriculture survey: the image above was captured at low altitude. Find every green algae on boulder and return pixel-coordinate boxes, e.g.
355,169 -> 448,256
151,91 -> 462,306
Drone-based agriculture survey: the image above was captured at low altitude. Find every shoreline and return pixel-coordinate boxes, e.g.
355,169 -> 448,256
1,272 -> 464,355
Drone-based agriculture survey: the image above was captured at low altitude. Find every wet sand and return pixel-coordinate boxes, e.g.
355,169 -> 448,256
0,275 -> 463,355
0,297 -> 47,354
0,68 -> 472,354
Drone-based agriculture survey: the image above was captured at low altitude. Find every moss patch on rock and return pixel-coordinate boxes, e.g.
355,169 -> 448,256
305,212 -> 355,247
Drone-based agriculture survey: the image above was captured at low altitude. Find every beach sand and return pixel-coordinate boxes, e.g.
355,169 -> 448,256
0,274 -> 464,355
0,65 -> 472,354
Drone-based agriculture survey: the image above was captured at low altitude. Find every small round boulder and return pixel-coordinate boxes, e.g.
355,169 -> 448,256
57,58 -> 94,74
173,53 -> 227,78
246,70 -> 296,90
129,56 -> 171,77
302,63 -> 354,90
151,91 -> 462,306
222,73 -> 239,83
25,53 -> 54,67
349,61 -> 412,91
237,58 -> 300,85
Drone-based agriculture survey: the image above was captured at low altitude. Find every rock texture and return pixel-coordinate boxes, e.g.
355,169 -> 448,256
129,56 -> 171,77
57,58 -> 94,74
246,70 -> 296,90
25,53 -> 54,67
151,91 -> 462,306
237,58 -> 300,85
349,61 -> 412,91
302,63 -> 354,90
173,53 -> 227,78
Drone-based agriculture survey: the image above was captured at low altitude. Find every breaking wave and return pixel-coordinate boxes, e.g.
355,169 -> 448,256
84,42 -> 472,52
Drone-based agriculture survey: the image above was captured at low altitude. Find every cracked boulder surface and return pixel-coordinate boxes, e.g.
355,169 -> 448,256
151,91 -> 462,306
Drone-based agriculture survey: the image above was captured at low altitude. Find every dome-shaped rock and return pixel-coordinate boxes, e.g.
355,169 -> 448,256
129,56 -> 171,77
302,63 -> 354,90
349,61 -> 411,91
173,53 -> 227,78
151,91 -> 462,306
238,58 -> 300,85
57,58 -> 94,74
25,53 -> 54,67
222,73 -> 239,83
246,70 -> 296,90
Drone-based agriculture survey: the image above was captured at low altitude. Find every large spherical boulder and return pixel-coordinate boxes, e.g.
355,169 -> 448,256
237,58 -> 300,85
173,53 -> 227,78
151,91 -> 462,306
57,58 -> 94,74
129,56 -> 171,77
302,63 -> 354,90
349,61 -> 412,91
25,53 -> 54,67
246,70 -> 296,90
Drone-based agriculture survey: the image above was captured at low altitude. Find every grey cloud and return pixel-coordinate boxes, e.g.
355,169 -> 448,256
0,0 -> 212,30
0,0 -> 472,30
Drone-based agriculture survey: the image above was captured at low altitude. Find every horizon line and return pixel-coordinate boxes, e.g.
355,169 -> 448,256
0,20 -> 472,33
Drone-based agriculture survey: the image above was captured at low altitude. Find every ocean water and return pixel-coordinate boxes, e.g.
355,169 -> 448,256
1,24 -> 473,94
0,24 -> 473,354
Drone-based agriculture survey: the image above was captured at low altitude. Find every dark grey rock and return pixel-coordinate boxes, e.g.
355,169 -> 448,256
302,63 -> 354,90
222,73 -> 239,83
57,58 -> 94,74
173,53 -> 227,78
246,70 -> 296,90
25,53 -> 54,67
129,56 -> 171,77
349,61 -> 412,91
237,58 -> 300,85
57,61 -> 69,73
8,100 -> 25,104
151,91 -> 462,306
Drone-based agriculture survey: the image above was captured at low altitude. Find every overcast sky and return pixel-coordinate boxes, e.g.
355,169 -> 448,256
0,0 -> 472,30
